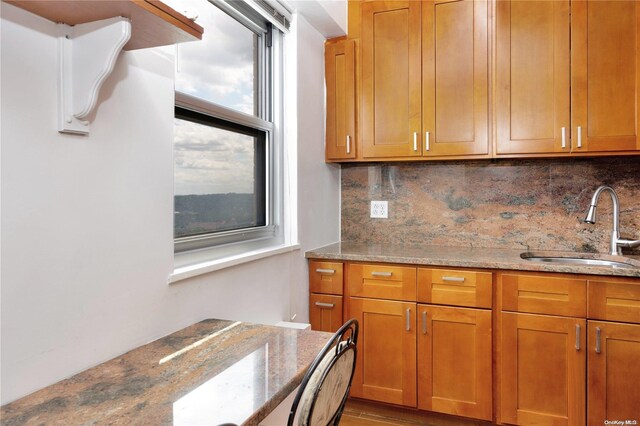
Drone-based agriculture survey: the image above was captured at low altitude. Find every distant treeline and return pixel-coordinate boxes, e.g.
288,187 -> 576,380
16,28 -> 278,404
174,193 -> 259,238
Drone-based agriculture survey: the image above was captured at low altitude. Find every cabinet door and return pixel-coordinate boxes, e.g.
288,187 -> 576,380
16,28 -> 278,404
588,321 -> 640,425
350,297 -> 417,407
495,0 -> 570,155
325,38 -> 357,160
571,0 -> 640,153
309,293 -> 343,332
417,305 -> 492,420
500,312 -> 586,425
422,0 -> 488,157
361,1 -> 422,158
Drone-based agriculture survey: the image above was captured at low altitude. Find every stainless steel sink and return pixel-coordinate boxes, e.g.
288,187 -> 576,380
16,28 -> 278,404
520,252 -> 640,269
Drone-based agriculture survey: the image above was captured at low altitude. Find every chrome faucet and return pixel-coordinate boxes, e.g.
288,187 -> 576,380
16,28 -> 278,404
583,185 -> 640,255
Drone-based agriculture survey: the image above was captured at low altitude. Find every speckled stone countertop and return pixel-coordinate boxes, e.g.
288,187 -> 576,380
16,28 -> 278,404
0,319 -> 332,426
306,242 -> 640,278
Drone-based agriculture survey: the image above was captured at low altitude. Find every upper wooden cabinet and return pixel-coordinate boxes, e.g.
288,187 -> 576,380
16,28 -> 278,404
495,0 -> 570,155
361,1 -> 422,158
325,37 -> 357,160
329,0 -> 640,162
359,0 -> 489,159
571,0 -> 640,153
422,0 -> 489,157
496,0 -> 640,156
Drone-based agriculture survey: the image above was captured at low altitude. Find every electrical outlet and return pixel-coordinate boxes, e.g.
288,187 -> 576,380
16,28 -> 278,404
370,201 -> 388,218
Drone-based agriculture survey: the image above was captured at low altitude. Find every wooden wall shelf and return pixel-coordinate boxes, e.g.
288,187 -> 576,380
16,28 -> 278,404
4,0 -> 204,50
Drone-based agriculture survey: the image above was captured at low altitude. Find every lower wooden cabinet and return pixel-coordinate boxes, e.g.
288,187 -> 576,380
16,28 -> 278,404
350,297 -> 417,407
309,293 -> 343,332
500,312 -> 586,425
588,321 -> 640,425
417,305 -> 492,420
309,259 -> 640,424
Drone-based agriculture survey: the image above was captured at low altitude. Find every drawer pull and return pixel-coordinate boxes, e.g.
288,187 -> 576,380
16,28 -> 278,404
315,268 -> 336,275
595,327 -> 601,354
577,126 -> 582,148
575,324 -> 581,351
421,311 -> 427,335
314,302 -> 335,309
406,308 -> 411,331
442,276 -> 465,283
371,271 -> 393,278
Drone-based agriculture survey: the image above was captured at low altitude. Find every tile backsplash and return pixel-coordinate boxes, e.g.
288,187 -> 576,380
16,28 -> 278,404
341,157 -> 640,255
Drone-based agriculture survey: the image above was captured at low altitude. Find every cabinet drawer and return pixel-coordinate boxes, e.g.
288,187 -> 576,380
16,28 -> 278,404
500,272 -> 587,317
588,278 -> 640,323
417,268 -> 492,308
309,260 -> 343,295
309,293 -> 343,332
348,263 -> 417,301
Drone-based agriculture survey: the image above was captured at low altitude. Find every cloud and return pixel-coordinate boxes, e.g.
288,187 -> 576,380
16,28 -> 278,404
162,0 -> 261,195
174,118 -> 257,195
170,0 -> 257,114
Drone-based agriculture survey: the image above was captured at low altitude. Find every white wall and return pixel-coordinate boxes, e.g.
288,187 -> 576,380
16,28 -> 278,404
0,4 -> 339,404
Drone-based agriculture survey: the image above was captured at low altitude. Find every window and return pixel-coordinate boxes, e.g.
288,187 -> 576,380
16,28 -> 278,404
174,108 -> 267,238
167,0 -> 289,260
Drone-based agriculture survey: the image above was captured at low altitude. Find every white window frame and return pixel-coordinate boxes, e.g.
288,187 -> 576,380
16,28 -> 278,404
173,1 -> 286,269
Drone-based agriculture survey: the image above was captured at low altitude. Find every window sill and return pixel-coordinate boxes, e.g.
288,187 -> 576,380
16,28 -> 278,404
169,243 -> 301,284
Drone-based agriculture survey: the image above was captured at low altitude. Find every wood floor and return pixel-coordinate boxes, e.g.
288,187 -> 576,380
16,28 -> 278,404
340,399 -> 494,426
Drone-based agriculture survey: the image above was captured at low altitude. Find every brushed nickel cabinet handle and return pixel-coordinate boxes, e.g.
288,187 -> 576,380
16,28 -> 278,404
442,276 -> 465,283
595,327 -> 601,354
315,268 -> 336,275
561,127 -> 566,149
371,271 -> 393,277
425,131 -> 430,151
577,126 -> 582,148
422,311 -> 427,334
413,132 -> 418,151
575,324 -> 581,350
406,308 -> 411,331
315,302 -> 335,309
346,135 -> 351,154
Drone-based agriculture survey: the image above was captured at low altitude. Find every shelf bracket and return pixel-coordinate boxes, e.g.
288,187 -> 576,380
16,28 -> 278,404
58,17 -> 131,135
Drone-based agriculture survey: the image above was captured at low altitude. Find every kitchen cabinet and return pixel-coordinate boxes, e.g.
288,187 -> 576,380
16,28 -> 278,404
498,272 -> 587,425
500,312 -> 586,425
496,0 -> 640,156
417,267 -> 493,420
587,278 -> 640,425
325,37 -> 357,160
588,321 -> 640,425
417,305 -> 492,420
347,262 -> 417,406
359,0 -> 489,160
422,0 -> 488,157
308,261 -> 344,332
360,1 -> 422,159
308,257 -> 640,423
350,297 -> 417,407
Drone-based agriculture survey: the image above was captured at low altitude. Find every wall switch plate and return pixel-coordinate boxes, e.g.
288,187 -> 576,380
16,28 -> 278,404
370,201 -> 388,218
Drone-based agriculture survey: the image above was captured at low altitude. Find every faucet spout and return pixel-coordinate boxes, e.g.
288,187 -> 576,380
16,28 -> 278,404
583,185 -> 637,256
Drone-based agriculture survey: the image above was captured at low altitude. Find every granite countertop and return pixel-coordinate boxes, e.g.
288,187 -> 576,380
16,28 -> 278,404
0,319 -> 332,426
305,242 -> 640,278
